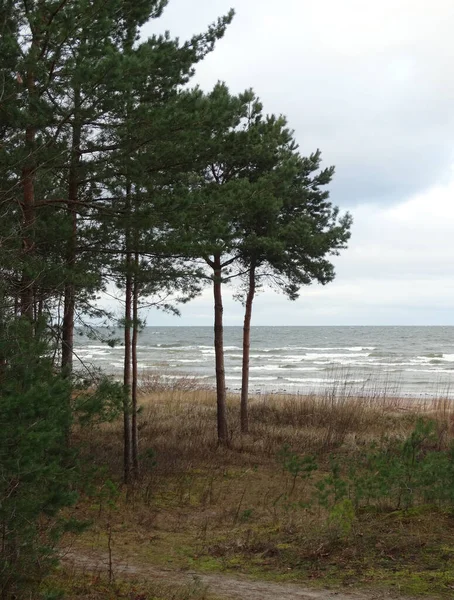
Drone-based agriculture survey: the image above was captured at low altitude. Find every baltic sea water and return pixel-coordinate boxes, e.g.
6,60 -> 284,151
75,326 -> 454,398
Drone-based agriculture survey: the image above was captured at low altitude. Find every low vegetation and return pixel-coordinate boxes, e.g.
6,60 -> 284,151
52,385 -> 454,599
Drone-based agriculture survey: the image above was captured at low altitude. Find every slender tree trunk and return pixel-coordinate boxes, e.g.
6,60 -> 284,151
20,121 -> 35,321
240,262 -> 256,433
62,87 -> 81,374
213,254 -> 229,444
20,21 -> 41,323
131,251 -> 140,479
123,266 -> 133,484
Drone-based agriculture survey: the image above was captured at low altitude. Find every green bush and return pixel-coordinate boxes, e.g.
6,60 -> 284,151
278,419 -> 454,527
0,320 -> 79,599
350,419 -> 454,510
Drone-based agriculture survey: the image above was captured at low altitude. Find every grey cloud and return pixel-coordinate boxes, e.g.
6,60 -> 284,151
143,0 -> 454,207
136,1 -> 454,326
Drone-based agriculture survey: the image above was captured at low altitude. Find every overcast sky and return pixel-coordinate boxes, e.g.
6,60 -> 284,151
131,0 -> 454,326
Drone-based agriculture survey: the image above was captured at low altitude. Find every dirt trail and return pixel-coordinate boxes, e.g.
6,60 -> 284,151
63,548 -> 423,600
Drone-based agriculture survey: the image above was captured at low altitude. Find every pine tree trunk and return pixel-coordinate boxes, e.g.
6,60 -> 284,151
123,265 -> 133,485
131,252 -> 140,480
240,262 -> 256,433
122,178 -> 134,485
20,122 -> 35,321
20,21 -> 40,322
213,254 -> 229,444
62,88 -> 81,374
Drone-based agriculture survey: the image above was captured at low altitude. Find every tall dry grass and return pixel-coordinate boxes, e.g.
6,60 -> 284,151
76,375 -> 454,479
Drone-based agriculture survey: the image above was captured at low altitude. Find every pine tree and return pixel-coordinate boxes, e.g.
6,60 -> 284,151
96,18 -> 235,480
236,149 -> 352,432
0,315 -> 77,599
182,86 -> 297,443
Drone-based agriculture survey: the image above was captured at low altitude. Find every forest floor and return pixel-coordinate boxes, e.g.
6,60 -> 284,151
51,385 -> 454,599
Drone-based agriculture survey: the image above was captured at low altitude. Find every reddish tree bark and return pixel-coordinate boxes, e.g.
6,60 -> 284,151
20,98 -> 36,321
240,262 -> 256,433
123,263 -> 133,485
20,14 -> 43,322
131,251 -> 140,479
213,254 -> 229,444
62,90 -> 81,373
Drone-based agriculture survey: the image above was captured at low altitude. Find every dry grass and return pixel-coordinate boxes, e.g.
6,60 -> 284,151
77,385 -> 454,477
45,563 -> 216,600
65,387 -> 454,599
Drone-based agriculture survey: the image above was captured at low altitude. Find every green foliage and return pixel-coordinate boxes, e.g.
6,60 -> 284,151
142,447 -> 158,469
350,418 -> 454,510
315,457 -> 348,509
94,479 -> 121,516
278,445 -> 318,481
0,321 -> 79,599
73,378 -> 124,426
277,445 -> 317,495
239,508 -> 254,523
328,498 -> 356,537
278,419 -> 454,534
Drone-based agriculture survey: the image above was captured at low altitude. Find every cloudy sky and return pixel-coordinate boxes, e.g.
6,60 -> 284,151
135,0 -> 454,326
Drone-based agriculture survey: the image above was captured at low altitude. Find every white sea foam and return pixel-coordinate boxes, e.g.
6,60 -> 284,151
285,377 -> 367,384
176,359 -> 205,363
299,352 -> 371,360
278,366 -> 322,371
261,346 -> 375,352
406,368 -> 454,373
232,365 -> 280,372
227,376 -> 277,381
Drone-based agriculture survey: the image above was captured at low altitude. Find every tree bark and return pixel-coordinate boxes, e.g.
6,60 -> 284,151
20,90 -> 36,321
213,254 -> 229,444
123,267 -> 133,484
240,262 -> 256,433
20,12 -> 42,322
131,251 -> 140,480
62,87 -> 81,374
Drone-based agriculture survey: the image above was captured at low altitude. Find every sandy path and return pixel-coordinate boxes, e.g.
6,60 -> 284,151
62,547 -> 424,600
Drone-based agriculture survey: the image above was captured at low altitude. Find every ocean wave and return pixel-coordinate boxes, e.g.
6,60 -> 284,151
77,345 -> 125,352
279,365 -> 323,371
151,374 -> 212,380
414,354 -> 454,363
175,359 -> 205,364
261,346 -> 375,352
405,368 -> 454,374
286,377 -> 367,384
227,376 -> 277,381
149,343 -> 187,348
300,352 -> 371,359
232,365 -> 279,372
238,354 -> 302,360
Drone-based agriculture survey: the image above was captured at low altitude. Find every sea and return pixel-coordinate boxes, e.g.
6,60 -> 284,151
74,326 -> 454,399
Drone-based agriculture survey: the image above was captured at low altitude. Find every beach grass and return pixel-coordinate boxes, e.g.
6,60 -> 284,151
61,384 -> 454,598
